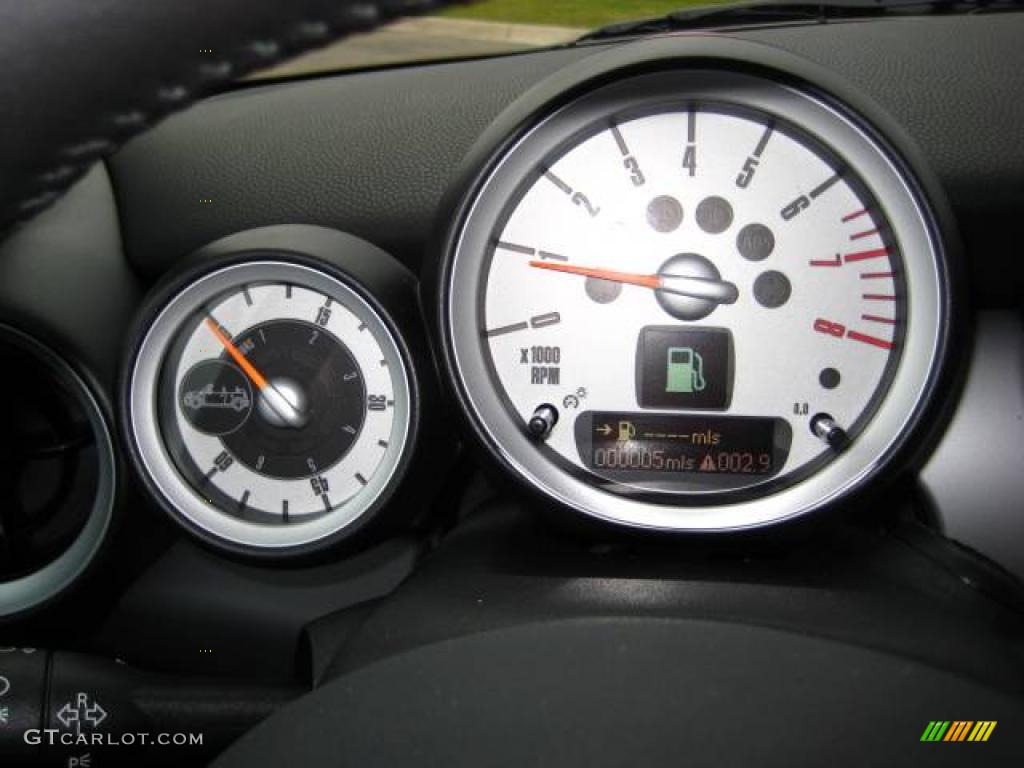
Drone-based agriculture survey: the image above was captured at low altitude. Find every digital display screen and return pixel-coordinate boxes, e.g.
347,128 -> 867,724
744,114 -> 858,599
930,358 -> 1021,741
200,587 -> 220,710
636,326 -> 733,410
582,412 -> 786,477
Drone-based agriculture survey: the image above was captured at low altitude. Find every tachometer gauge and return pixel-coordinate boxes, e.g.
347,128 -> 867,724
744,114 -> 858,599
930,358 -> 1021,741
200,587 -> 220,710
125,232 -> 417,556
433,40 -> 957,531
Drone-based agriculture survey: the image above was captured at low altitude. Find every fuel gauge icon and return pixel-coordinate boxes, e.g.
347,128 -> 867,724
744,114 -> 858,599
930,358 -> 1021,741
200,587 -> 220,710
636,326 -> 733,410
665,347 -> 706,394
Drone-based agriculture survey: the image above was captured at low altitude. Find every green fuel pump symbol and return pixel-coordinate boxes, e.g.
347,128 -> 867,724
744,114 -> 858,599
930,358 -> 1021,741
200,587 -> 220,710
666,347 -> 706,393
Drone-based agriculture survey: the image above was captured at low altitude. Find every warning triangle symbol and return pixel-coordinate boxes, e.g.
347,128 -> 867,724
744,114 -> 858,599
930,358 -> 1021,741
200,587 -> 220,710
700,455 -> 716,472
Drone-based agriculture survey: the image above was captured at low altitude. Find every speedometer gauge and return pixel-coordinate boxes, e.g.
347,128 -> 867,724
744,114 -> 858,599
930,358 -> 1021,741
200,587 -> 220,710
125,230 -> 419,556
433,41 -> 956,531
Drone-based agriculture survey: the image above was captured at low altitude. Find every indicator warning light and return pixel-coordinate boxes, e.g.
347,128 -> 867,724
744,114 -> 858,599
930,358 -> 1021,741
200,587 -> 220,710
637,327 -> 732,409
666,347 -> 706,394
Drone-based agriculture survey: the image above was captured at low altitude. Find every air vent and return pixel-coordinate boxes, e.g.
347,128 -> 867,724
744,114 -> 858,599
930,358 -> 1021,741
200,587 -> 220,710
0,324 -> 115,616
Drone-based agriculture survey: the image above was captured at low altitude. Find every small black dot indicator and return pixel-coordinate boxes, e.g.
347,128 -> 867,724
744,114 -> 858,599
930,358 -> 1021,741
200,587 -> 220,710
819,368 -> 841,389
736,223 -> 775,261
646,195 -> 683,233
696,196 -> 733,234
753,271 -> 791,309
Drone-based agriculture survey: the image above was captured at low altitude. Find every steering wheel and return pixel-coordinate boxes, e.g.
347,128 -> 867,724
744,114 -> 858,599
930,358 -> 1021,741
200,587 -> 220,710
5,3 -> 1024,767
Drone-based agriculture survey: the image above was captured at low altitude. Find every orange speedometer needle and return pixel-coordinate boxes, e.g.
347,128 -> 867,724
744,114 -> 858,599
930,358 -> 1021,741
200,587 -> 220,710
205,317 -> 268,389
204,316 -> 305,428
528,260 -> 738,304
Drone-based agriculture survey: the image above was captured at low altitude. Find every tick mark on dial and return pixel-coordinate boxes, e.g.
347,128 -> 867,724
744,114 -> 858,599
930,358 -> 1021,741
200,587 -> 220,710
809,171 -> 843,199
847,331 -> 894,350
486,321 -> 529,337
753,123 -> 774,157
610,122 -> 629,156
844,247 -> 891,263
496,241 -> 534,256
543,170 -> 572,195
850,227 -> 879,241
862,314 -> 896,325
537,250 -> 567,261
355,472 -> 367,486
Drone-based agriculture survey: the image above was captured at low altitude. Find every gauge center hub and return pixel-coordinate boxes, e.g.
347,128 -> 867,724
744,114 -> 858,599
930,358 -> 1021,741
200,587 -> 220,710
655,253 -> 733,321
258,377 -> 309,429
444,66 -> 947,532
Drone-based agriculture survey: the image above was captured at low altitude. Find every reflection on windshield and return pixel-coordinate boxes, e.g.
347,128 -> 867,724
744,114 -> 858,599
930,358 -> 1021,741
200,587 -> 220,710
251,0 -> 731,80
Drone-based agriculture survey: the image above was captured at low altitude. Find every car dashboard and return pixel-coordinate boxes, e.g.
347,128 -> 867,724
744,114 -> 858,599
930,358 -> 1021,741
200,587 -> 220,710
1,9 -> 1023,767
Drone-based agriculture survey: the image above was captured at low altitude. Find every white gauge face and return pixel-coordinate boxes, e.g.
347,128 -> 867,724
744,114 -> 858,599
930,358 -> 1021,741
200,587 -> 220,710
445,70 -> 947,530
129,261 -> 412,551
486,104 -> 900,489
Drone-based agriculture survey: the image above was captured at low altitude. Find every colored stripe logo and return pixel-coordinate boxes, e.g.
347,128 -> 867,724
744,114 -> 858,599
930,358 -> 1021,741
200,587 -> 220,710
920,721 -> 997,742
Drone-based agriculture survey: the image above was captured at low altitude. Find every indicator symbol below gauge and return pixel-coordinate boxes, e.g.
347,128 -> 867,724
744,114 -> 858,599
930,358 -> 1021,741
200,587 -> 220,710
636,327 -> 733,410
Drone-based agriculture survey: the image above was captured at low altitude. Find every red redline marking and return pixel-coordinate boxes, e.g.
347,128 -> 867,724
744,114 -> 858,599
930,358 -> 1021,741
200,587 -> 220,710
810,255 -> 842,267
862,314 -> 896,325
850,228 -> 879,241
863,294 -> 897,301
847,330 -> 894,349
844,247 -> 891,263
841,208 -> 868,223
861,271 -> 895,279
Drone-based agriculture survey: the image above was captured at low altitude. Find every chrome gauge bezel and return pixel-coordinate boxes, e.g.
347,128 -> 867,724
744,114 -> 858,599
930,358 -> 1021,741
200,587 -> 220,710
127,259 -> 413,552
442,67 -> 949,532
